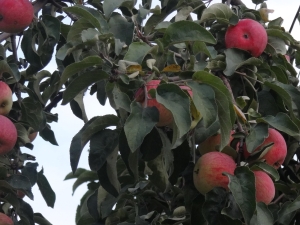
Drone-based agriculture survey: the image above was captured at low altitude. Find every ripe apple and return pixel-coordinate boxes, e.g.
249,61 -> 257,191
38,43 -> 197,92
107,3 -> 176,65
253,170 -> 275,204
244,128 -> 287,169
0,81 -> 13,115
28,131 -> 38,142
198,130 -> 235,155
225,19 -> 267,57
135,80 -> 192,127
0,115 -> 17,155
0,0 -> 34,33
0,212 -> 13,225
193,152 -> 236,194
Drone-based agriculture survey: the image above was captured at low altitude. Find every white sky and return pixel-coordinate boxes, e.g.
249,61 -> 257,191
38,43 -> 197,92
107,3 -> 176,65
19,0 -> 300,224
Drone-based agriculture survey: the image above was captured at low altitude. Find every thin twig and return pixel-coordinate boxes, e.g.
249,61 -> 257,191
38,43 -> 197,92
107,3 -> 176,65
289,5 -> 300,33
235,71 -> 264,84
271,193 -> 285,205
10,35 -> 19,66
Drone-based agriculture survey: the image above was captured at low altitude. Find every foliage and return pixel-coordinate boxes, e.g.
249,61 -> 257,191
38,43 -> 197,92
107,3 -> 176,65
1,0 -> 300,224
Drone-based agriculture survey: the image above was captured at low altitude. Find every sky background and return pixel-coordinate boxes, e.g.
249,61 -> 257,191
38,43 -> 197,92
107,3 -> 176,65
18,0 -> 300,224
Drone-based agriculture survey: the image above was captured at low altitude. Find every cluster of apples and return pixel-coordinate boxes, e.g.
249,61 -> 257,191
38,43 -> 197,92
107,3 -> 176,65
0,81 -> 17,156
193,19 -> 283,205
194,128 -> 286,204
0,0 -> 34,33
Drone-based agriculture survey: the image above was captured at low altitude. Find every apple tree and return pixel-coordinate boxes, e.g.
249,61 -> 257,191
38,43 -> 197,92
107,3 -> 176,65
1,0 -> 300,224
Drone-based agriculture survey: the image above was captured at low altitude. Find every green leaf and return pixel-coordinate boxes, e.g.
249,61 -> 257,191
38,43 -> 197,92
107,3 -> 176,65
224,49 -> 263,76
103,0 -> 135,17
140,128 -> 163,161
251,162 -> 280,181
255,202 -> 274,225
224,167 -> 256,225
21,163 -> 38,187
124,42 -> 151,64
89,129 -> 119,171
124,102 -> 159,152
97,147 -> 120,198
39,125 -> 59,146
58,56 -> 103,90
193,71 -> 236,150
64,168 -> 88,180
72,170 -> 98,194
200,3 -> 234,24
0,61 -> 21,82
63,6 -> 102,31
252,0 -> 265,4
62,70 -> 109,105
109,13 -> 134,45
37,169 -> 56,208
16,200 -> 35,225
202,187 -> 227,224
264,81 -> 300,128
112,86 -> 131,112
70,115 -> 119,173
162,20 -> 216,47
145,153 -> 169,192
277,195 -> 300,223
156,83 -> 192,139
20,97 -> 46,132
6,175 -> 34,200
33,213 -> 53,225
245,123 -> 269,154
187,81 -> 218,128
257,113 -> 300,139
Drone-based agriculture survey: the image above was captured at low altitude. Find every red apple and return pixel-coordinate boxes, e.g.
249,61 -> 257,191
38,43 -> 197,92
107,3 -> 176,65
135,80 -> 192,127
225,19 -> 267,57
0,115 -> 17,155
198,131 -> 235,155
193,152 -> 236,194
0,0 -> 34,33
0,212 -> 13,225
244,128 -> 287,169
0,81 -> 13,115
253,170 -> 275,204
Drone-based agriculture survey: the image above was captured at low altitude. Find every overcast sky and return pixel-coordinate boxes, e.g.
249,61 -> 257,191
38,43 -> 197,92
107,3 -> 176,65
20,0 -> 300,224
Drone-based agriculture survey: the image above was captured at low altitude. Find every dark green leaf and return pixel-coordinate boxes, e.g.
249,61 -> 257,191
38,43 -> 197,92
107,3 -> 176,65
257,113 -> 300,139
200,3 -> 234,24
124,102 -> 159,152
124,42 -> 151,64
162,20 -> 216,47
33,213 -> 53,225
251,162 -> 280,181
39,125 -> 59,146
255,202 -> 274,225
62,70 -> 109,105
193,71 -> 235,150
225,167 -> 256,225
37,169 -> 56,208
72,170 -> 98,194
89,129 -> 119,171
245,123 -> 269,154
6,175 -> 34,200
109,13 -> 134,45
187,81 -> 217,128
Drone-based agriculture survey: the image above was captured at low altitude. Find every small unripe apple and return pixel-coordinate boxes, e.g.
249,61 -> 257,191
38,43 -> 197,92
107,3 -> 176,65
0,0 -> 34,33
0,212 -> 13,225
225,19 -> 267,57
0,115 -> 17,155
0,81 -> 13,115
198,130 -> 235,155
253,170 -> 275,204
244,128 -> 287,169
193,152 -> 236,194
135,80 -> 192,127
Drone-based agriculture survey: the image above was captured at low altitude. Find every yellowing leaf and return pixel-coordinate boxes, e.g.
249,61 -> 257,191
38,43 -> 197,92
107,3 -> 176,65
259,8 -> 274,22
190,99 -> 202,129
234,104 -> 247,123
126,65 -> 142,74
162,64 -> 181,72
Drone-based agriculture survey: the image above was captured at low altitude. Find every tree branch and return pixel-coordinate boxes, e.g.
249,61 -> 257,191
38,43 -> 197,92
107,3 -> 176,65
289,5 -> 300,33
0,0 -> 48,43
44,92 -> 63,112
